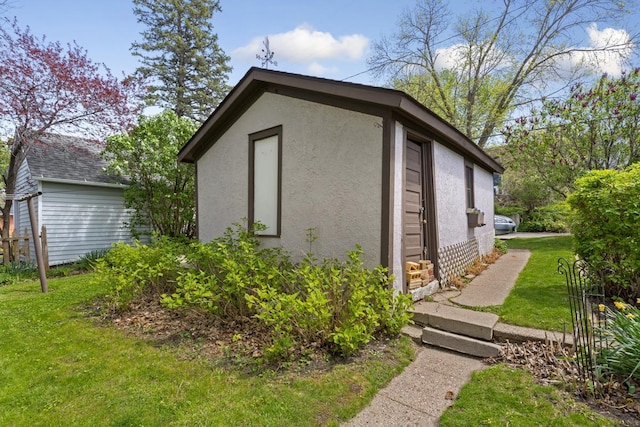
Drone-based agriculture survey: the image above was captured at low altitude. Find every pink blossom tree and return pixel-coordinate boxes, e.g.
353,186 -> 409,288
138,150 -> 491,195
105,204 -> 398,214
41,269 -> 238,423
0,18 -> 143,262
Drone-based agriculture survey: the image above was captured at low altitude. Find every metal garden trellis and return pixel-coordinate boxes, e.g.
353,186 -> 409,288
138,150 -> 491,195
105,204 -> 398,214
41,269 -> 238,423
558,257 -> 610,393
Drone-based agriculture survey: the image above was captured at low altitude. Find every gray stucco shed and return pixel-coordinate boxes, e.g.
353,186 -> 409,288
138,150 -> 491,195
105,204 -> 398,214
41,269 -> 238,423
180,67 -> 503,294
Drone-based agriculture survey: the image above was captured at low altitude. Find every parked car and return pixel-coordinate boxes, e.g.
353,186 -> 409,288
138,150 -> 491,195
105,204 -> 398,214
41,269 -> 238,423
494,215 -> 517,235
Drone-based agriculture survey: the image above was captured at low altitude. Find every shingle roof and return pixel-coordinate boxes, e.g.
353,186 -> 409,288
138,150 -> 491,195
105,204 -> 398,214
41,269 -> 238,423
24,133 -> 127,186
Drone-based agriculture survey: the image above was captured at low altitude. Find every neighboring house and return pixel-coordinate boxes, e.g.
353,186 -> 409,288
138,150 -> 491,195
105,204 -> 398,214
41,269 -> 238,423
179,68 -> 504,297
13,133 -> 137,266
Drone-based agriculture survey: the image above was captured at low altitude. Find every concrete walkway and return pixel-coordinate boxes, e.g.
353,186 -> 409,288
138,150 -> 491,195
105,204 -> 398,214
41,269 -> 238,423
344,247 -> 549,426
450,249 -> 530,307
343,347 -> 485,426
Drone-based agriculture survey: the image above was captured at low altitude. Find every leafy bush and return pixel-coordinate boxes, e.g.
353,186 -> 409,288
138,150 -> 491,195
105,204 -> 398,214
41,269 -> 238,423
95,223 -> 413,359
92,237 -> 188,309
568,164 -> 640,301
598,301 -> 640,382
162,222 -> 288,318
246,248 -> 413,359
494,239 -> 508,255
517,203 -> 570,233
161,223 -> 412,359
494,205 -> 524,217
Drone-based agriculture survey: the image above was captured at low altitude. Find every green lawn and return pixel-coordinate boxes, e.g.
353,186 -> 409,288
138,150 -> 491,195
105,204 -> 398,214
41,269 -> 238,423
493,236 -> 574,331
440,365 -> 618,426
0,275 -> 414,426
441,235 -> 624,426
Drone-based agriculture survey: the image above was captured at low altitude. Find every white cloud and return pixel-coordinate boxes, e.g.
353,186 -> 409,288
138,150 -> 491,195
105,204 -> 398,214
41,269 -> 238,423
553,24 -> 632,76
232,24 -> 369,64
433,43 -> 509,74
307,62 -> 339,76
433,44 -> 463,71
430,24 -> 632,78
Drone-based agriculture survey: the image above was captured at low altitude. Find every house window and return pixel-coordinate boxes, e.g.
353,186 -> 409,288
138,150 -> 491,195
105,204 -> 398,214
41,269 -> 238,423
465,160 -> 474,209
249,126 -> 282,236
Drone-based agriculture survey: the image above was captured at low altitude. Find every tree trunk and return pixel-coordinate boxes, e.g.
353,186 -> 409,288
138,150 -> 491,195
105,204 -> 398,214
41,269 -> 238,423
2,130 -> 28,264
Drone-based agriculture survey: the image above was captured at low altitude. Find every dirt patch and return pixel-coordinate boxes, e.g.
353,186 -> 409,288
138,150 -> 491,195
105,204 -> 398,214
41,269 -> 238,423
488,340 -> 640,425
87,295 -> 407,374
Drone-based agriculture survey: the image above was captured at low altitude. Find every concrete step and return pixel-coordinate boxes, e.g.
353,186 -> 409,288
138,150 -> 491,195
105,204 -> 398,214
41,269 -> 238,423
412,302 -> 499,341
422,326 -> 502,358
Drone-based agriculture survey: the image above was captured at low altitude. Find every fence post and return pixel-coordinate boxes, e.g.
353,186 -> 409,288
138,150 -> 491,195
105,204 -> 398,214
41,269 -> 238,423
11,232 -> 19,262
41,226 -> 49,272
22,228 -> 30,263
2,238 -> 8,265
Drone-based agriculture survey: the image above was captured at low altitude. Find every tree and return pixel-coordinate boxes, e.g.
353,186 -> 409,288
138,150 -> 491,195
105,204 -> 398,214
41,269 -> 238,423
503,69 -> 640,198
103,110 -> 197,238
131,0 -> 231,122
369,0 -> 634,147
0,18 -> 141,261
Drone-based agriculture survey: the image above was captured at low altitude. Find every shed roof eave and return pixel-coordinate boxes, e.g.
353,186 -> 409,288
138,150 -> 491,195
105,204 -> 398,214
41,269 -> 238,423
179,67 -> 504,174
34,176 -> 128,189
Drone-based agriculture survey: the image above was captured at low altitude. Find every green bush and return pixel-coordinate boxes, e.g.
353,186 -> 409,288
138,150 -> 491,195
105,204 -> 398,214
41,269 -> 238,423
567,164 -> 640,301
92,237 -> 188,309
94,223 -> 413,359
494,205 -> 524,217
518,203 -> 570,233
105,222 -> 415,360
162,222 -> 290,318
494,239 -> 508,255
246,248 -> 413,359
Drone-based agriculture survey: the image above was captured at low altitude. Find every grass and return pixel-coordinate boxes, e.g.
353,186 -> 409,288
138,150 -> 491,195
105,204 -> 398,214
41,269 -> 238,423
441,235 -> 625,426
490,236 -> 574,331
439,365 -> 619,426
0,275 -> 415,426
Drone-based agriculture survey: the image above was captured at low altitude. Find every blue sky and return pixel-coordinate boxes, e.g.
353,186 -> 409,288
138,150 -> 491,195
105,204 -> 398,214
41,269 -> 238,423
6,0 -> 639,88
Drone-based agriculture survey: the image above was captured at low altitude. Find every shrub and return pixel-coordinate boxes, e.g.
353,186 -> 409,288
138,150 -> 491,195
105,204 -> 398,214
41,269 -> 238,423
162,222 -> 289,318
517,202 -> 570,232
494,239 -> 508,255
96,223 -> 414,360
161,223 -> 413,359
92,237 -> 187,309
246,248 -> 413,359
597,301 -> 640,382
494,205 -> 524,217
568,164 -> 640,301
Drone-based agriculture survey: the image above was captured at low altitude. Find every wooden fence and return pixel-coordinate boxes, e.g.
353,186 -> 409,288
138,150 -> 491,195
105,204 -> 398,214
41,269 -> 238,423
0,226 -> 49,269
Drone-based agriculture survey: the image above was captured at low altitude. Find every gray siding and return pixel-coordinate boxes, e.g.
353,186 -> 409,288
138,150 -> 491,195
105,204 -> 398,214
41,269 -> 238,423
40,182 -> 135,265
13,161 -> 136,266
13,160 -> 40,254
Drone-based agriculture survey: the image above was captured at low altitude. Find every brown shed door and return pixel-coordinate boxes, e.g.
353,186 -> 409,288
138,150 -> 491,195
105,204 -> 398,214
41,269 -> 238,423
405,140 -> 426,264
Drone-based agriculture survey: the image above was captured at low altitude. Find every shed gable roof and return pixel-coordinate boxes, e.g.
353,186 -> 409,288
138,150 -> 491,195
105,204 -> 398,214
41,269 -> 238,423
23,133 -> 126,186
179,67 -> 503,173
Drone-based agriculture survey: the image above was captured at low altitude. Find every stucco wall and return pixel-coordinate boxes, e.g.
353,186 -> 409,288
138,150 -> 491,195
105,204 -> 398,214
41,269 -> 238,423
473,166 -> 496,256
433,142 -> 467,249
433,142 -> 495,251
197,92 -> 383,267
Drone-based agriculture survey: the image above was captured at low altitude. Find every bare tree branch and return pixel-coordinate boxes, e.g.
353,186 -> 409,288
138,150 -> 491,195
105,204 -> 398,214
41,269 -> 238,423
369,0 -> 637,147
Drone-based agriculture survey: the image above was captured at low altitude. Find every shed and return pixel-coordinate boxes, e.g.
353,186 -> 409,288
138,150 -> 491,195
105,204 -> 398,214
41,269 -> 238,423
13,133 -> 137,266
179,68 -> 503,297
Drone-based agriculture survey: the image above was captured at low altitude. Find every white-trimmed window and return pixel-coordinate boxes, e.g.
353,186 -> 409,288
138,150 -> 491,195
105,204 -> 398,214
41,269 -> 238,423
249,126 -> 282,236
